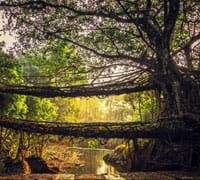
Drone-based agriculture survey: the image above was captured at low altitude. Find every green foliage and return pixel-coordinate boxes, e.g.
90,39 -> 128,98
52,97 -> 79,123
1,0 -> 199,118
0,49 -> 57,159
88,139 -> 100,149
26,96 -> 57,122
19,41 -> 86,86
0,1 -> 199,169
103,96 -> 134,122
0,49 -> 27,119
0,128 -> 50,160
0,94 -> 27,119
0,49 -> 23,84
124,91 -> 158,121
77,97 -> 105,122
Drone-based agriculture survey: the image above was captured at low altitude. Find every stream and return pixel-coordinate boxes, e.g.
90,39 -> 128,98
61,147 -> 118,175
0,146 -> 126,180
48,146 -> 126,179
1,147 -> 195,179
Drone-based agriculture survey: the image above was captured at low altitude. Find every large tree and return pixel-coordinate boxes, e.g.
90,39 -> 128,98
0,0 -> 199,117
0,0 -> 200,170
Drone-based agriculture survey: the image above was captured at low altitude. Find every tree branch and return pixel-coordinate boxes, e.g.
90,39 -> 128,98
0,0 -> 139,24
55,35 -> 152,67
172,33 -> 200,57
163,0 -> 180,49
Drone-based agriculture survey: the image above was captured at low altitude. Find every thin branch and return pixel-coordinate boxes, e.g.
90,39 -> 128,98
11,16 -> 152,67
56,35 -> 151,67
172,33 -> 200,57
0,0 -> 139,24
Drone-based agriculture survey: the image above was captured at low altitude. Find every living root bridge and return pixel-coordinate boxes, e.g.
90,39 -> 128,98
0,83 -> 156,97
0,115 -> 198,141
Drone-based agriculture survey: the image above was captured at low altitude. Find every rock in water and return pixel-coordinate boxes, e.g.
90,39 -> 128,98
25,156 -> 59,173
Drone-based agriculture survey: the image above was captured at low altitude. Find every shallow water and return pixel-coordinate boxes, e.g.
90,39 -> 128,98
60,147 -> 118,175
0,147 -> 126,180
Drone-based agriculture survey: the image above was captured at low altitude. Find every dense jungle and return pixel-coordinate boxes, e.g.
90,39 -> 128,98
0,0 -> 199,179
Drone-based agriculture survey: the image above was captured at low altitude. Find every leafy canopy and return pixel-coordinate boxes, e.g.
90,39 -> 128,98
19,40 -> 86,86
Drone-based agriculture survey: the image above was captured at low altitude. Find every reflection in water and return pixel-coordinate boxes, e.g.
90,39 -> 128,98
96,159 -> 115,175
61,147 -> 118,175
55,174 -> 75,180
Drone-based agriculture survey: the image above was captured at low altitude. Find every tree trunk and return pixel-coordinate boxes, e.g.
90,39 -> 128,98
136,75 -> 200,170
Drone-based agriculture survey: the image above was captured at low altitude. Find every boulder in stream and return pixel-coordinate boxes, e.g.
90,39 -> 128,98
25,156 -> 59,173
103,144 -> 129,172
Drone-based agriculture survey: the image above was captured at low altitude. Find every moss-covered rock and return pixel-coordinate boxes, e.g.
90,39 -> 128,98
103,144 -> 129,172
